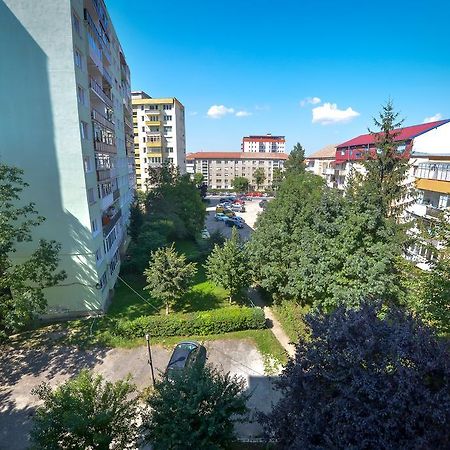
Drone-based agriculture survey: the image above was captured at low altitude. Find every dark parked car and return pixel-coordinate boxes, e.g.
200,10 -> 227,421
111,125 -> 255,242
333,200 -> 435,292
225,217 -> 244,228
165,341 -> 207,378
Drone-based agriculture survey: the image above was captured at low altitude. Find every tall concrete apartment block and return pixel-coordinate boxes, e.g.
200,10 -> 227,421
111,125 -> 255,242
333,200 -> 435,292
1,0 -> 135,317
242,134 -> 286,153
132,91 -> 186,190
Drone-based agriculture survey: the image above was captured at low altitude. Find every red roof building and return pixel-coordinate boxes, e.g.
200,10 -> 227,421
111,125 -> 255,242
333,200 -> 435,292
335,119 -> 450,164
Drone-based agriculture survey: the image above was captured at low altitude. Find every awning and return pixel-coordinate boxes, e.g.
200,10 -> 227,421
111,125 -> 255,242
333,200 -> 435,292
416,178 -> 450,194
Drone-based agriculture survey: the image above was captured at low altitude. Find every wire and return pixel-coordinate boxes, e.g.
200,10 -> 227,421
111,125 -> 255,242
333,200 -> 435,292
117,274 -> 160,313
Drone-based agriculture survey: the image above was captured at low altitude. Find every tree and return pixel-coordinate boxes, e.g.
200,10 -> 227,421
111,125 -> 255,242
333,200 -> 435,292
272,167 -> 284,191
0,164 -> 66,339
143,359 -> 249,450
30,370 -> 140,450
145,171 -> 206,239
253,168 -> 266,190
206,228 -> 249,302
193,172 -> 204,187
144,244 -> 197,314
232,176 -> 249,192
284,142 -> 306,175
357,100 -> 412,219
128,197 -> 144,242
405,210 -> 450,334
260,303 -> 450,449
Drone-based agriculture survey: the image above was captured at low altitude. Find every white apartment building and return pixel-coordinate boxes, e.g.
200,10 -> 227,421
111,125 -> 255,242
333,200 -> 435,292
242,134 -> 286,153
1,0 -> 135,317
186,152 -> 288,190
308,120 -> 450,270
132,91 -> 186,190
305,144 -> 337,188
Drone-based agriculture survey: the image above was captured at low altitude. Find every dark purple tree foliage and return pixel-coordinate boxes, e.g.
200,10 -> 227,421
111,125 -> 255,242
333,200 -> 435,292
260,303 -> 450,449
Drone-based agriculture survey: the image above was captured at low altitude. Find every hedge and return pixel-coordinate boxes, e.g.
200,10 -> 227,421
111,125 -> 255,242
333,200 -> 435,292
113,306 -> 266,339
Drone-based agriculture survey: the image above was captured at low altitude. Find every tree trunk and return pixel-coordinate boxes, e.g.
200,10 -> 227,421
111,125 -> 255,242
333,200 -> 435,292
166,302 -> 169,315
229,295 -> 232,304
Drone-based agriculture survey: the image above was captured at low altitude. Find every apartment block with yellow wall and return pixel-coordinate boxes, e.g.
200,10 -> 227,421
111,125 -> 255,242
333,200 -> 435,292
131,91 -> 186,190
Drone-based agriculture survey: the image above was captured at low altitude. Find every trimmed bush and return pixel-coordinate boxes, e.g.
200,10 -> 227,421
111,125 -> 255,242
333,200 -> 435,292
113,306 -> 265,339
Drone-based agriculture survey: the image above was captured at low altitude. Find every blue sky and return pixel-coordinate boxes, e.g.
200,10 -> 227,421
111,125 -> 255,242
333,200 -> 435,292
108,0 -> 450,155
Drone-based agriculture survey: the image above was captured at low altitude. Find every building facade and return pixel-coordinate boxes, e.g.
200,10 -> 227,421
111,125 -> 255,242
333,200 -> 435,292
310,120 -> 450,270
305,144 -> 337,188
186,152 -> 288,190
132,91 -> 186,190
1,0 -> 135,317
242,134 -> 285,153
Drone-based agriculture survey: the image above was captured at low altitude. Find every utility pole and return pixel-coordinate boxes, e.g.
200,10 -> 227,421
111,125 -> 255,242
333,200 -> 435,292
145,333 -> 156,386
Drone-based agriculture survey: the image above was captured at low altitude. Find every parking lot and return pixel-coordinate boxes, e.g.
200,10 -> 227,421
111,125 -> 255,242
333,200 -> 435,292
204,195 -> 266,240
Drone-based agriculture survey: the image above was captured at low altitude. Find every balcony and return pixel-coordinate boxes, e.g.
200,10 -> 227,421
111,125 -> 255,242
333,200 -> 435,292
426,206 -> 442,218
113,189 -> 120,201
100,192 -> 114,211
145,120 -> 160,127
102,208 -> 122,237
97,169 -> 111,182
94,139 -> 116,154
146,141 -> 162,148
416,163 -> 450,182
323,168 -> 335,176
89,78 -> 112,108
92,109 -> 114,130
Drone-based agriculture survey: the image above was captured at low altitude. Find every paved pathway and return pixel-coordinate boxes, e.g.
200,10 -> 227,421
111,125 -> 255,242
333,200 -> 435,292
248,288 -> 296,358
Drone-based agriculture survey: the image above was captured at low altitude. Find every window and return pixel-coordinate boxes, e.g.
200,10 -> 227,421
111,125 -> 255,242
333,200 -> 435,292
91,218 -> 99,234
141,116 -> 144,121
72,12 -> 81,37
110,249 -> 120,275
167,147 -> 174,153
141,126 -> 145,132
83,156 -> 92,173
149,104 -> 158,110
164,115 -> 172,121
87,187 -> 95,204
142,136 -> 146,143
163,104 -> 172,110
141,105 -> 144,110
74,49 -> 83,69
95,247 -> 103,264
80,121 -> 88,139
99,271 -> 107,291
77,85 -> 85,105
164,126 -> 172,133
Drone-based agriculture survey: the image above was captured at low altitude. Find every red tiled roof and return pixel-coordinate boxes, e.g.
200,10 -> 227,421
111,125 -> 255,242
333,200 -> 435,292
186,151 -> 288,160
336,119 -> 450,148
306,144 -> 337,159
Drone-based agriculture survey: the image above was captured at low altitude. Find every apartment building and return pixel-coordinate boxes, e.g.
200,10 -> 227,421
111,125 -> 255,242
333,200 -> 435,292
186,152 -> 288,190
1,0 -> 135,317
132,91 -> 186,190
305,144 -> 337,188
242,134 -> 286,153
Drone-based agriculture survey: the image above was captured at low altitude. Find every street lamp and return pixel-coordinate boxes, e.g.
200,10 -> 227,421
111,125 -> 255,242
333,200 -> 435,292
145,333 -> 156,386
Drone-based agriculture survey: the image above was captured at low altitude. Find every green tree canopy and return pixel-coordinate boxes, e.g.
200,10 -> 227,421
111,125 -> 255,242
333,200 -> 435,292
143,360 -> 249,450
272,167 -> 284,191
0,164 -> 66,339
193,172 -> 204,187
30,370 -> 140,450
144,244 -> 197,314
284,142 -> 306,175
253,168 -> 266,190
232,176 -> 250,192
206,228 -> 250,302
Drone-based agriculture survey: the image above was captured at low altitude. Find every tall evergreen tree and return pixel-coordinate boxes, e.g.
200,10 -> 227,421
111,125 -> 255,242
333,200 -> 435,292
284,142 -> 306,175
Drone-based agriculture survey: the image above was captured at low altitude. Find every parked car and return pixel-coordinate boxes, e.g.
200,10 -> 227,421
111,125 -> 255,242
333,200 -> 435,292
231,204 -> 246,212
259,200 -> 268,209
234,215 -> 245,223
215,213 -> 228,221
165,341 -> 207,379
225,217 -> 244,228
223,209 -> 236,217
201,228 -> 210,239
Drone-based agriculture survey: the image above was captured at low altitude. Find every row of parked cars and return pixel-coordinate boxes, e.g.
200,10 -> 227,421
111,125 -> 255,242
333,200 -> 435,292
214,197 -> 246,229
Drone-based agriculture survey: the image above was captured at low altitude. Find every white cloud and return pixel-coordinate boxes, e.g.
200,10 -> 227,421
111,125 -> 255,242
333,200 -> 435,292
300,96 -> 321,107
207,105 -> 235,119
236,110 -> 252,117
423,113 -> 442,123
312,102 -> 360,125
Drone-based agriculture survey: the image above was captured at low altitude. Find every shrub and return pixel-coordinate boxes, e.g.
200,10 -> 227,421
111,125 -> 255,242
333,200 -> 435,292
113,306 -> 265,339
